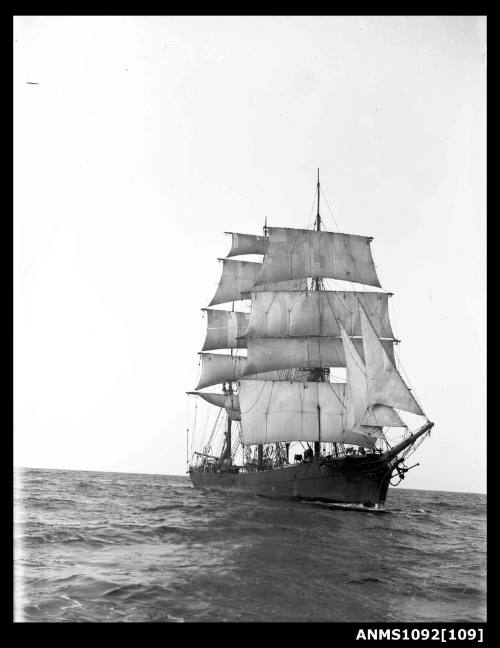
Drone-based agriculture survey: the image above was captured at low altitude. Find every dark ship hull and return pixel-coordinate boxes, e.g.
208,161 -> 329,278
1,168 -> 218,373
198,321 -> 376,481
189,425 -> 432,507
190,454 -> 395,507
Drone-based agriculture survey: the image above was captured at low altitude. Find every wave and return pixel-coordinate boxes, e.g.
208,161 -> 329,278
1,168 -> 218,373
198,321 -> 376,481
15,469 -> 487,623
140,503 -> 204,512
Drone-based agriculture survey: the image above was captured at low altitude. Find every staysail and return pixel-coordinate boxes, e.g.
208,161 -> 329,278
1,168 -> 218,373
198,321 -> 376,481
360,307 -> 423,416
339,323 -> 404,430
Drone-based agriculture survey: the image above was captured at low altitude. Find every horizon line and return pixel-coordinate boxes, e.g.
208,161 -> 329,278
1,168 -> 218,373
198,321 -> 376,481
13,465 -> 487,496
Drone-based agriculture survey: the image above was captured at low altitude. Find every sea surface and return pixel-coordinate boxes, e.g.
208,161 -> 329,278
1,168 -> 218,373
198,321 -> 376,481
14,467 -> 486,623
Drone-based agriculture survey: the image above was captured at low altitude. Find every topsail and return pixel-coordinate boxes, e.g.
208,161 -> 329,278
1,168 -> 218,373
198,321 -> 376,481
196,352 -> 311,390
255,227 -> 381,288
202,309 -> 250,351
208,258 -> 310,306
244,336 -> 396,376
209,259 -> 260,306
246,290 -> 394,339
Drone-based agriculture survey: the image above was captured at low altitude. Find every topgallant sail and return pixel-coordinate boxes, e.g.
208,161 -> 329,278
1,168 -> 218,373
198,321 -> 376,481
186,172 -> 433,509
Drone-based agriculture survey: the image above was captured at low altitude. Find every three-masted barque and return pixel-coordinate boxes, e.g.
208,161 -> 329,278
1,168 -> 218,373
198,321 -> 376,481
187,173 -> 433,509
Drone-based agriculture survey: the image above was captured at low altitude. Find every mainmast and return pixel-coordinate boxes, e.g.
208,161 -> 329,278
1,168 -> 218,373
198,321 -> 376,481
313,169 -> 322,292
313,168 -> 325,459
256,217 -> 270,471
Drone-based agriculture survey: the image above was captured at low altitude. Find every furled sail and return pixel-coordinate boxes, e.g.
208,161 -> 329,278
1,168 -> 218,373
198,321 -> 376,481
202,309 -> 250,351
244,336 -> 395,376
255,227 -> 381,288
360,307 -> 424,416
246,290 -> 394,339
208,259 -> 261,306
237,380 -> 378,447
196,353 -> 311,390
339,324 -> 404,430
225,232 -> 267,257
187,391 -> 241,420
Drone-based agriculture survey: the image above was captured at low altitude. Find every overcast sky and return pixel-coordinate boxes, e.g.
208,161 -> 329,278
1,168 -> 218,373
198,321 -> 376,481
14,16 -> 486,493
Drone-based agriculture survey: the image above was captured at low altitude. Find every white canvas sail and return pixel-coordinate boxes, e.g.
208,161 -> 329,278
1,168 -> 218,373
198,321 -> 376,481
355,426 -> 384,443
196,353 -> 248,390
196,353 -> 312,390
187,391 -> 241,420
202,309 -> 250,351
241,278 -> 309,297
208,259 -> 310,306
244,336 -> 395,376
246,290 -> 394,339
237,380 -> 345,444
225,232 -> 267,257
238,380 -> 378,447
360,307 -> 424,416
362,405 -> 404,427
341,324 -> 369,432
208,259 -> 261,306
340,324 -> 404,430
255,227 -> 381,288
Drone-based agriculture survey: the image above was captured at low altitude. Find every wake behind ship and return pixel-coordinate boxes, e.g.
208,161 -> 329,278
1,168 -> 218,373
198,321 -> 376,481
186,172 -> 433,508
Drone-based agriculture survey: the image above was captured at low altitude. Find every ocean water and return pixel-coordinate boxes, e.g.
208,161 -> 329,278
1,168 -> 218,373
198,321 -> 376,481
14,467 -> 486,623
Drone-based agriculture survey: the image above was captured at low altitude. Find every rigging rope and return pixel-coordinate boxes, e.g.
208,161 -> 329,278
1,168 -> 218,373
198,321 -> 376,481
306,182 -> 320,230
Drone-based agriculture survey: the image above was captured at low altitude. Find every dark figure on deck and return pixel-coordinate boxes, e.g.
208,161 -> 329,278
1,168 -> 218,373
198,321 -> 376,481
303,447 -> 314,463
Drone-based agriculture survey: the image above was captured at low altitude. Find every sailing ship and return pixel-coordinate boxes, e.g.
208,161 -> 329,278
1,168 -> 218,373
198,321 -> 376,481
186,173 -> 433,509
